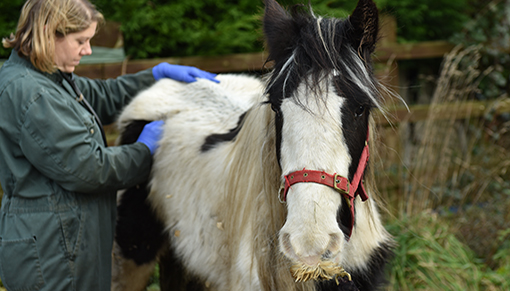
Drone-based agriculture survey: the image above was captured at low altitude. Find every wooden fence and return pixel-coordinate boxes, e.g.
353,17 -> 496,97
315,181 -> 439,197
76,16 -> 454,84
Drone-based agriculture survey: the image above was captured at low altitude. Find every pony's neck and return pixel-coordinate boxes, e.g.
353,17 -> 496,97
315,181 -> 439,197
222,102 -> 279,230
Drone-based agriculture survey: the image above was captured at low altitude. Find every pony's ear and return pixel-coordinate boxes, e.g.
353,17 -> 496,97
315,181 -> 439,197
348,0 -> 379,56
263,0 -> 298,61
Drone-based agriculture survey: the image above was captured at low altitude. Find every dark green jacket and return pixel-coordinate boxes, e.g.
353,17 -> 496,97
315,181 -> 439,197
0,50 -> 155,291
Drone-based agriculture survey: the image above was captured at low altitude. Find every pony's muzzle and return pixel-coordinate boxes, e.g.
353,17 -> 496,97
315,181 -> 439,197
279,231 -> 343,267
280,232 -> 347,282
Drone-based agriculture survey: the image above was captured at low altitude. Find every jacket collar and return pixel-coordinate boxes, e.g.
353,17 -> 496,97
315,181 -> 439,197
9,50 -> 64,84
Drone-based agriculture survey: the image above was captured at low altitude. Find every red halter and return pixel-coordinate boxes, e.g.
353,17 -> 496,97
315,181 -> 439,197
280,129 -> 370,238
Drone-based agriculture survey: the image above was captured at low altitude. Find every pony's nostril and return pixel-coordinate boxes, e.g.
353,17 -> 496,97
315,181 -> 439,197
280,233 -> 298,260
327,233 -> 342,255
321,250 -> 332,260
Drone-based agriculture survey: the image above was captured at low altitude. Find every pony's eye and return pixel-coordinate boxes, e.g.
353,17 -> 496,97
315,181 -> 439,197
354,105 -> 365,117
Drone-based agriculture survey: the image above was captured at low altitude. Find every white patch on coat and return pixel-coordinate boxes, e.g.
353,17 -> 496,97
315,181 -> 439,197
278,79 -> 350,267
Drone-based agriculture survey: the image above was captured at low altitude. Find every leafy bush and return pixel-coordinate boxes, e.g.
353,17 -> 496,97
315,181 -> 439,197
93,0 -> 263,59
451,0 -> 510,100
94,0 -> 470,59
0,0 -> 26,59
1,0 -> 472,59
378,0 -> 470,42
315,0 -> 470,42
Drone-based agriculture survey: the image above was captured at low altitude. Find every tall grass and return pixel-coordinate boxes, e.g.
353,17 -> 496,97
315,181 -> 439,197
376,44 -> 510,216
399,45 -> 501,213
376,45 -> 510,290
386,213 -> 510,291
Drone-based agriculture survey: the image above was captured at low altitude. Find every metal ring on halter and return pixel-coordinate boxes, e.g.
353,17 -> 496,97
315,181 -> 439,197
278,186 -> 286,204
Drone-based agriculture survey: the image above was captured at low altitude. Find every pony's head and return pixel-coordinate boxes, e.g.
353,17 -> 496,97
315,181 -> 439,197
263,0 -> 384,282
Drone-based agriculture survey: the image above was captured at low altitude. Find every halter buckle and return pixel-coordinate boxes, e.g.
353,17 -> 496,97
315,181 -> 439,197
333,174 -> 349,195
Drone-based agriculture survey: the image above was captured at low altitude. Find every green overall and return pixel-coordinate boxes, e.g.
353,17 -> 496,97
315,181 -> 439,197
0,50 -> 155,290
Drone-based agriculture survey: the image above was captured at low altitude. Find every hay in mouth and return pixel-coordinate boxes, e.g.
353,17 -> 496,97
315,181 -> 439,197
290,260 -> 351,283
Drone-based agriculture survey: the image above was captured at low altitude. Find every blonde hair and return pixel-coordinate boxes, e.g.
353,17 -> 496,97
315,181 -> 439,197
2,0 -> 104,73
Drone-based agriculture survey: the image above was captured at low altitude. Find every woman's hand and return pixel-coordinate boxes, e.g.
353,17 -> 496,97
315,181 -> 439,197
152,63 -> 220,83
136,120 -> 165,155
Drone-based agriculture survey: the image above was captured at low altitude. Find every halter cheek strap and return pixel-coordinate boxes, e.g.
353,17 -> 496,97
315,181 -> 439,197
280,128 -> 370,238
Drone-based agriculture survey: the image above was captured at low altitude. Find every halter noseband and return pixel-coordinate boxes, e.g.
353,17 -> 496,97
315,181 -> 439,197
279,128 -> 370,238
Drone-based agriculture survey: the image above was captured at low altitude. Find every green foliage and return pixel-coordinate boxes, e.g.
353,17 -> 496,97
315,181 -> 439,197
492,228 -> 510,275
451,0 -> 510,100
0,0 -> 26,59
377,0 -> 470,42
326,0 -> 471,42
0,0 -> 472,59
93,0 -> 472,59
147,263 -> 160,290
93,0 -> 263,59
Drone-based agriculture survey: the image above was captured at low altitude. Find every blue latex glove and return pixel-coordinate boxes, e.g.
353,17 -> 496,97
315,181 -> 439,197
136,120 -> 164,155
152,63 -> 220,83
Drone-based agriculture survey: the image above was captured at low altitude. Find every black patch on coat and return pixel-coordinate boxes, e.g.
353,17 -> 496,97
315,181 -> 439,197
115,119 -> 166,265
335,74 -> 371,238
159,249 -> 206,291
337,197 -> 354,238
316,242 -> 394,291
336,76 -> 371,183
318,277 -> 360,291
119,120 -> 151,145
349,242 -> 394,291
201,112 -> 247,152
273,109 -> 284,168
115,181 -> 166,265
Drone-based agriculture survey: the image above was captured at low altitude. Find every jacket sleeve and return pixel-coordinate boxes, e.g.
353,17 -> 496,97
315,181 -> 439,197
75,69 -> 156,125
19,89 -> 153,193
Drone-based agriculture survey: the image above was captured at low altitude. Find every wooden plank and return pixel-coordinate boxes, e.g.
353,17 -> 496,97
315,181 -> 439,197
75,40 -> 454,79
374,100 -> 510,126
74,52 -> 272,78
374,41 -> 455,63
72,15 -> 454,79
123,52 -> 273,74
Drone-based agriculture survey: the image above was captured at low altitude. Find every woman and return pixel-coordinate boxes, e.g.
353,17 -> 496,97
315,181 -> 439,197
0,0 -> 218,290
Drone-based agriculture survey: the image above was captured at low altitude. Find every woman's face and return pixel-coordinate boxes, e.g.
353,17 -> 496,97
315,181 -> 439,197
54,22 -> 97,73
